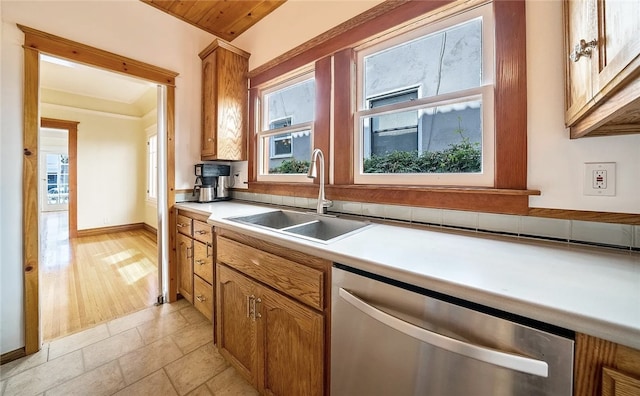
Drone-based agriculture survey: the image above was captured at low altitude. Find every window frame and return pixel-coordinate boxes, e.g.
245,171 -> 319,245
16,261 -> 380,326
248,0 -> 534,215
354,4 -> 495,186
256,68 -> 316,183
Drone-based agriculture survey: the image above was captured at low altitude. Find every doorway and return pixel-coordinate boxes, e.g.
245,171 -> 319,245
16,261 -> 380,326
40,151 -> 69,213
21,24 -> 179,354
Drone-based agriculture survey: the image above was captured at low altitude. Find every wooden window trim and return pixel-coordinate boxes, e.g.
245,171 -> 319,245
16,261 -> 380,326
247,0 -> 536,215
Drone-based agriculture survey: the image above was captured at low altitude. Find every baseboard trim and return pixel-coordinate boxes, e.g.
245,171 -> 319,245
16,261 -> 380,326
143,223 -> 157,235
1,347 -> 26,365
77,223 -> 146,237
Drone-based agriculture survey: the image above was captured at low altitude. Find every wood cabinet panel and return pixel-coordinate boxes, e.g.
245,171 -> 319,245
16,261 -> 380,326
574,333 -> 640,396
199,40 -> 249,161
259,284 -> 324,396
201,50 -> 217,158
602,367 -> 640,396
217,237 -> 324,310
177,233 -> 193,303
192,220 -> 212,244
193,274 -> 213,322
176,214 -> 193,236
217,264 -> 259,386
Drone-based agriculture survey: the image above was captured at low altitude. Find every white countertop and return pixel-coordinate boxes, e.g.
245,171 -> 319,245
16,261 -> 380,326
176,201 -> 640,349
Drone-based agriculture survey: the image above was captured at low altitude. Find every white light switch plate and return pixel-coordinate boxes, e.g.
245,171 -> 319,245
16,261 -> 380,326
583,162 -> 616,196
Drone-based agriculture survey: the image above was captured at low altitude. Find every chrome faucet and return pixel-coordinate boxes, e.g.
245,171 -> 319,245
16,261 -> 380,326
307,148 -> 332,214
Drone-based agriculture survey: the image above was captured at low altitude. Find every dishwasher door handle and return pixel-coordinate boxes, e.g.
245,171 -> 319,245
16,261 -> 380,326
339,287 -> 549,378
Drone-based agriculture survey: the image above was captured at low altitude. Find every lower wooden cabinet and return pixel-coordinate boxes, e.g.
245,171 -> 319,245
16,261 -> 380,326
175,209 -> 215,322
176,232 -> 193,303
216,230 -> 329,396
574,333 -> 640,396
193,274 -> 214,321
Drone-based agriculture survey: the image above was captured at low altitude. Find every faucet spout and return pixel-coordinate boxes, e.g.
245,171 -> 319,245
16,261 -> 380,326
308,148 -> 332,214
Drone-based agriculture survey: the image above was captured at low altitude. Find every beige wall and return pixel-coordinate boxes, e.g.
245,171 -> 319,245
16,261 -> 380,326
41,103 -> 147,230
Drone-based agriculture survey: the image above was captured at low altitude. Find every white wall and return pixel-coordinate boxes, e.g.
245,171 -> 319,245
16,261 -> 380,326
1,0 -> 214,353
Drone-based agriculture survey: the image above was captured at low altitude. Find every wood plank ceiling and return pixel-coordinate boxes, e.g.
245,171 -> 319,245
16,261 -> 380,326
141,0 -> 287,42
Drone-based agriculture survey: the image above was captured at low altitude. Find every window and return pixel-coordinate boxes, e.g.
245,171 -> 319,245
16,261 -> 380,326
269,117 -> 294,159
354,4 -> 495,186
147,134 -> 157,201
257,70 -> 315,181
248,0 -> 530,213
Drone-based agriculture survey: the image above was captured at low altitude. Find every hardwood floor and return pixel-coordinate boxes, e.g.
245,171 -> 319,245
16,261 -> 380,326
40,211 -> 158,341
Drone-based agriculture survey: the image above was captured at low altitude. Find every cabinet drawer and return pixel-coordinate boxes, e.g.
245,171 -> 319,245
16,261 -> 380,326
193,240 -> 214,284
193,220 -> 213,244
217,237 -> 324,310
194,275 -> 213,322
177,214 -> 193,236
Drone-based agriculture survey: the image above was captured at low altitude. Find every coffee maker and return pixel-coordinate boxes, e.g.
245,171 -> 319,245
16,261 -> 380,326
193,163 -> 232,202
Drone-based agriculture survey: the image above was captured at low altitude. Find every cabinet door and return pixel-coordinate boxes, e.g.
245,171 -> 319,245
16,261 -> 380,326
215,48 -> 248,161
201,50 -> 217,159
593,0 -> 640,101
217,264 -> 259,387
177,233 -> 193,303
565,0 -> 597,124
257,284 -> 324,396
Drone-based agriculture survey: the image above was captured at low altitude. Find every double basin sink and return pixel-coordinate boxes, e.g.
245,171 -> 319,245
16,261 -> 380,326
226,210 -> 372,243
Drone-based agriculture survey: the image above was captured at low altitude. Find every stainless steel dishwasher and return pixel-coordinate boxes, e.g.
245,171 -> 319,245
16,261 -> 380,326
331,264 -> 574,396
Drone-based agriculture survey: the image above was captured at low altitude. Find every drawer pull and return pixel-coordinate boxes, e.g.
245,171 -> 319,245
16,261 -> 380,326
195,259 -> 206,266
253,297 -> 262,320
195,230 -> 208,235
177,223 -> 187,228
246,295 -> 253,318
195,295 -> 206,303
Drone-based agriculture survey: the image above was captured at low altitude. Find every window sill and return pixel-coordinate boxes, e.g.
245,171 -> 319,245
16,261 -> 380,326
248,182 -> 539,215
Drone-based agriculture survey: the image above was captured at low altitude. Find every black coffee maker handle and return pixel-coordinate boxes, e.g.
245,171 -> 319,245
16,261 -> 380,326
193,185 -> 201,197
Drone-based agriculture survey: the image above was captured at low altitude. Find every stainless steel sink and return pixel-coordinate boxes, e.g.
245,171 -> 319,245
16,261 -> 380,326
226,210 -> 372,243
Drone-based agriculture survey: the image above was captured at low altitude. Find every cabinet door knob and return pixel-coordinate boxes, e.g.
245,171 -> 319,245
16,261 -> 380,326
196,295 -> 205,302
570,39 -> 597,62
195,259 -> 206,265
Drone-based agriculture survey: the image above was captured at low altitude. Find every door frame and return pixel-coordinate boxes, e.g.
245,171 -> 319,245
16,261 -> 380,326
20,24 -> 179,354
40,118 -> 78,236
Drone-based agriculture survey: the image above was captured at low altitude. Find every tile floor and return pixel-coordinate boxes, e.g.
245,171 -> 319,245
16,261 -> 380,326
0,300 -> 258,396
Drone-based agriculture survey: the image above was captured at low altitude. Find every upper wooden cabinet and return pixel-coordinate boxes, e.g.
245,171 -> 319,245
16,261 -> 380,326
199,40 -> 250,160
564,0 -> 640,138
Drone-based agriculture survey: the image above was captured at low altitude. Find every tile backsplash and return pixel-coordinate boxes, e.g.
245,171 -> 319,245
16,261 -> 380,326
231,191 -> 640,251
